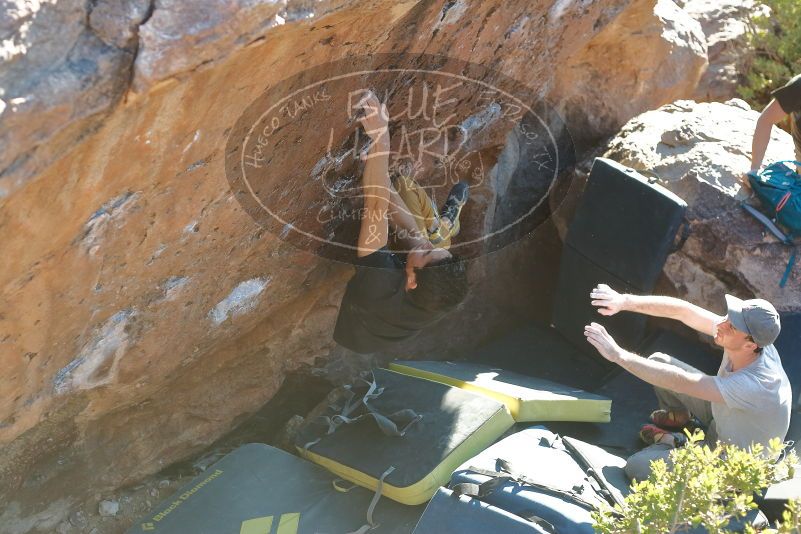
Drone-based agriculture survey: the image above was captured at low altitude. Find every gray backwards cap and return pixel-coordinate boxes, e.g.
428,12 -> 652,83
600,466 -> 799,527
725,294 -> 781,347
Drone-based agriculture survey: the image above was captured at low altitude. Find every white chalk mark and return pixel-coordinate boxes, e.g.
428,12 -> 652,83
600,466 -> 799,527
548,0 -> 574,23
182,130 -> 201,154
160,276 -> 190,302
53,309 -> 136,394
208,277 -> 271,326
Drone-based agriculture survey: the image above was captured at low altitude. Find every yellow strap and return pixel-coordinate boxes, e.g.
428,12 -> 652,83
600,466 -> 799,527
333,478 -> 358,492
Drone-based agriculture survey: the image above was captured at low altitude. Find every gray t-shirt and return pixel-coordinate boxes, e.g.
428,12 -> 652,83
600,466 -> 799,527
712,344 -> 792,452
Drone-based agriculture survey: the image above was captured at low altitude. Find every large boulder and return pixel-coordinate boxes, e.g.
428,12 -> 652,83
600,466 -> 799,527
551,0 -> 707,152
0,0 -> 712,531
0,0 -> 709,204
555,99 -> 799,314
683,0 -> 768,102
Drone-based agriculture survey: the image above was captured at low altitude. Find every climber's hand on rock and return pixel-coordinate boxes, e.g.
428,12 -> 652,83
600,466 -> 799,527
357,92 -> 389,144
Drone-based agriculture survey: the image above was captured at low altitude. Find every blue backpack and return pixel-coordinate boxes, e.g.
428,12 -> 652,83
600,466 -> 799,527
744,160 -> 801,287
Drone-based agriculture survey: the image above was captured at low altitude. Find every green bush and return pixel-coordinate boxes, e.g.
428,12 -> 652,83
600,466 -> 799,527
738,0 -> 801,111
592,430 -> 800,533
773,499 -> 801,534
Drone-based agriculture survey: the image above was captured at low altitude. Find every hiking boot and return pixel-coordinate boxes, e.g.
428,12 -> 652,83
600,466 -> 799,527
440,181 -> 469,230
639,424 -> 688,448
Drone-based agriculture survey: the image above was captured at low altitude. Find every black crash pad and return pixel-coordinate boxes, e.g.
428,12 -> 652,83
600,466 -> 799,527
775,313 -> 801,455
551,158 -> 687,368
757,312 -> 801,522
551,246 -> 649,354
563,158 -> 687,290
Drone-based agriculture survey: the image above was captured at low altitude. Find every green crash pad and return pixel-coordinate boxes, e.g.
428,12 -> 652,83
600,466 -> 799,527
389,360 -> 611,423
296,368 -> 514,505
126,443 -> 424,534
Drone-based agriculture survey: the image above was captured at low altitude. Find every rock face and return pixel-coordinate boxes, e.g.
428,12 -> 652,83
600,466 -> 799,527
0,0 -> 142,200
132,0 -> 355,91
0,0 -> 710,530
0,0 -> 351,202
551,0 -> 707,151
560,99 -> 799,313
0,0 -> 709,201
684,0 -> 767,102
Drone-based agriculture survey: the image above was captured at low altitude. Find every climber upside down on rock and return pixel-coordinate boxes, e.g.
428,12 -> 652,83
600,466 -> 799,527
333,92 -> 469,354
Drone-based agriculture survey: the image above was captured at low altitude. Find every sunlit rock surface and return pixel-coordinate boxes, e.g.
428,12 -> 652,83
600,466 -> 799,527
684,0 -> 767,102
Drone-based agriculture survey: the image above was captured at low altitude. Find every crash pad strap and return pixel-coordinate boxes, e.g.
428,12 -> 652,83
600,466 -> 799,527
454,463 -> 598,511
561,436 -> 624,509
346,465 -> 396,534
304,373 -> 422,450
450,479 -> 558,532
517,512 -> 557,533
332,478 -> 358,492
538,433 -> 622,511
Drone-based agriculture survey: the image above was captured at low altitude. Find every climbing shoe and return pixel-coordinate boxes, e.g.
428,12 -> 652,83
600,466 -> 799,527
639,424 -> 688,448
440,181 -> 469,230
649,408 -> 704,432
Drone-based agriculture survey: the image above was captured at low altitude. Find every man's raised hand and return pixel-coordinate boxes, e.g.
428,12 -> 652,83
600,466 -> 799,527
584,322 -> 623,363
590,283 -> 626,316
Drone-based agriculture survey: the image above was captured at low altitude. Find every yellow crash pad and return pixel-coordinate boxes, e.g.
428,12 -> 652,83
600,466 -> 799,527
389,360 -> 611,423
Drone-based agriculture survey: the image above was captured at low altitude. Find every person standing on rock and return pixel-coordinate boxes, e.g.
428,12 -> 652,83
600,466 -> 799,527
332,93 -> 469,355
746,73 -> 801,183
584,284 -> 791,482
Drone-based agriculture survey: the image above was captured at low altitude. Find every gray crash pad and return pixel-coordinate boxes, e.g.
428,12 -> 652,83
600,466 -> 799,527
127,443 -> 424,534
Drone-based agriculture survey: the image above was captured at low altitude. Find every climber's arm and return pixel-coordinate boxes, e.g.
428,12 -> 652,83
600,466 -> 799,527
356,94 -> 391,257
749,99 -> 788,174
